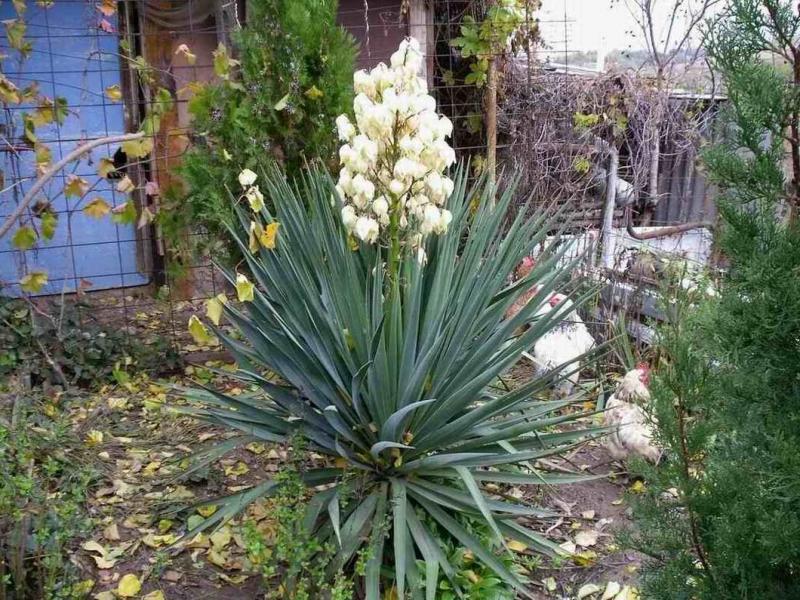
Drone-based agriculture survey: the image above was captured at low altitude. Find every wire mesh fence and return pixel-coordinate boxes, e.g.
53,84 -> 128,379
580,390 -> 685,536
0,0 -> 720,367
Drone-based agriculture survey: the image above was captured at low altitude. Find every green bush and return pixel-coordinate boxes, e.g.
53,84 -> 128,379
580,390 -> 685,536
165,0 -> 357,265
180,164 -> 600,597
625,2 -> 800,597
0,399 -> 96,599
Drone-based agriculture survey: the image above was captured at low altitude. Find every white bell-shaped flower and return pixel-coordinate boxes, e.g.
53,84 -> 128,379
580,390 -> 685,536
336,115 -> 355,142
355,216 -> 380,243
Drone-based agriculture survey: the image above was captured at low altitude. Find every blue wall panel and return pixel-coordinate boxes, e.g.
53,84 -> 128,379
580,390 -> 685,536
1,2 -> 148,295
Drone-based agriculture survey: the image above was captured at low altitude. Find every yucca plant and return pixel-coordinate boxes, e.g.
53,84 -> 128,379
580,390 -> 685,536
180,162 -> 602,598
180,38 -> 602,599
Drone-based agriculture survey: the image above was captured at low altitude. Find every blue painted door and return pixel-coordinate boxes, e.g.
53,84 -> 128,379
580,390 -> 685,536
0,1 -> 148,295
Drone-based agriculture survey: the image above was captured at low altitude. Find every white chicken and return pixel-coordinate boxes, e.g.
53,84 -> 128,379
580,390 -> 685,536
507,257 -> 596,397
528,292 -> 596,397
603,364 -> 662,463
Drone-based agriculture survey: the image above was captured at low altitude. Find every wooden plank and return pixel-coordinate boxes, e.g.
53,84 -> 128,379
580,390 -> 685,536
408,0 -> 432,86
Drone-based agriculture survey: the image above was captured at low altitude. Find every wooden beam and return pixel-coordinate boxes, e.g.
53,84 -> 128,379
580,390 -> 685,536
408,0 -> 433,87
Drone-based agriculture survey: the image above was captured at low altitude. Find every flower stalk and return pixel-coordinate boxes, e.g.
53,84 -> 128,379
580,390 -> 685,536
335,37 -> 456,287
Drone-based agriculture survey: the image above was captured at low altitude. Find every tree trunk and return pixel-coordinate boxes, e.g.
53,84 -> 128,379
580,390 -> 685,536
788,49 -> 800,227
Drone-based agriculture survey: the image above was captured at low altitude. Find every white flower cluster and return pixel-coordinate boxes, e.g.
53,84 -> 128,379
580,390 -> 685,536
335,37 -> 456,246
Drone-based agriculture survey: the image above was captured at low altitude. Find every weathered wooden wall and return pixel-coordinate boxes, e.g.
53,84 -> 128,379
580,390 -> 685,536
337,0 -> 409,69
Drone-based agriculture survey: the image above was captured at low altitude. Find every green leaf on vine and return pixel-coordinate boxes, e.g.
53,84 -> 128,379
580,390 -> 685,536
212,43 -> 239,80
20,82 -> 39,103
12,226 -> 36,250
4,19 -> 26,51
64,175 -> 90,198
31,96 -> 67,126
84,198 -> 111,218
53,97 -> 68,124
151,88 -> 173,116
20,270 -> 48,293
98,157 -> 117,178
40,211 -> 57,240
141,114 -> 160,136
35,144 -> 51,171
0,75 -> 20,104
174,43 -> 197,66
121,137 -> 153,159
116,175 -> 135,194
22,113 -> 37,144
111,201 -> 137,225
105,85 -> 122,102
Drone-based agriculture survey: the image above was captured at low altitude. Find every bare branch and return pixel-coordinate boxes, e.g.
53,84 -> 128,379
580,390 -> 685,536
0,132 -> 145,240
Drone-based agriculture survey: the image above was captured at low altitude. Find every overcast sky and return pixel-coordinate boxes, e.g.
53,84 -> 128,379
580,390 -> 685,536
537,0 -> 718,56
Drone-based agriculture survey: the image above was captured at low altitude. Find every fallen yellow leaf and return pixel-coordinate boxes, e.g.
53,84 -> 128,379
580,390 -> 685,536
103,522 -> 120,541
206,547 -> 228,568
602,581 -> 621,599
224,461 -> 249,477
141,533 -> 179,548
629,480 -> 646,494
197,505 -> 218,518
210,526 -> 232,550
577,583 -> 601,599
245,442 -> 266,455
575,529 -> 599,547
158,519 -> 174,533
573,550 -> 598,567
86,430 -> 104,446
73,580 -> 95,595
116,573 -> 141,597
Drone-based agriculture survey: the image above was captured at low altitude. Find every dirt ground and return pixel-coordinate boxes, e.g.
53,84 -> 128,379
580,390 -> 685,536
13,291 -> 641,599
50,361 -> 640,600
530,443 -> 644,599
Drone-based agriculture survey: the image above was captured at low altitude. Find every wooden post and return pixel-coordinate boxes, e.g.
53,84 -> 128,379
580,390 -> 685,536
408,0 -> 433,88
486,55 -> 498,185
485,0 -> 498,185
601,145 -> 619,269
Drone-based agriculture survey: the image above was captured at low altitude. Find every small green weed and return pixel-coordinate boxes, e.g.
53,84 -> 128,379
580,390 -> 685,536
243,465 -> 352,600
